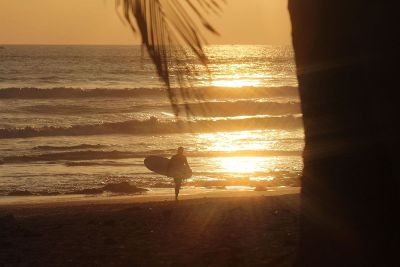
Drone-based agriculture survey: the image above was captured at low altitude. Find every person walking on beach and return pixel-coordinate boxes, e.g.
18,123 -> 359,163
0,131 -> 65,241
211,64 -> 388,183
167,147 -> 190,200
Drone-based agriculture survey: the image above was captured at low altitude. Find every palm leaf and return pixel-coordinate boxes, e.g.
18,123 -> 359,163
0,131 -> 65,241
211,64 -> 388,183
116,0 -> 224,116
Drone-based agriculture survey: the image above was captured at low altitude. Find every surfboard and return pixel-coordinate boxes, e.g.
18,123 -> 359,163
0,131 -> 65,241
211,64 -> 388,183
144,156 -> 192,179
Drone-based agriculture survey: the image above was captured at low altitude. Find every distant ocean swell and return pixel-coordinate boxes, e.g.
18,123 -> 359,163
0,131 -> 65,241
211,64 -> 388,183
0,86 -> 299,99
0,116 -> 303,139
33,144 -> 107,150
1,149 -> 301,164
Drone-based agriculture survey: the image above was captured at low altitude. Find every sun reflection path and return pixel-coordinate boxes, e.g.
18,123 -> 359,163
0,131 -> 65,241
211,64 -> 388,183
215,157 -> 268,173
211,79 -> 261,88
198,131 -> 268,152
197,131 -> 282,177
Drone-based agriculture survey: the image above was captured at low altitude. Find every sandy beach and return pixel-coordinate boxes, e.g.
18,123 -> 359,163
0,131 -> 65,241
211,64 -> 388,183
0,188 -> 299,267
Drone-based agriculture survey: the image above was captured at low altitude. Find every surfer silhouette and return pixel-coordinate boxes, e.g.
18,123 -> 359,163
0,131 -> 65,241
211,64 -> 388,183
167,147 -> 190,200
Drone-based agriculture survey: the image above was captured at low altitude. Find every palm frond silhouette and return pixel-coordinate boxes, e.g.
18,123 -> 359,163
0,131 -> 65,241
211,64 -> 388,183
116,0 -> 224,116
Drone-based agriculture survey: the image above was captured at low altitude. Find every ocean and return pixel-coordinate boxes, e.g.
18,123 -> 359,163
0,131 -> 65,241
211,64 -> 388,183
0,45 -> 303,196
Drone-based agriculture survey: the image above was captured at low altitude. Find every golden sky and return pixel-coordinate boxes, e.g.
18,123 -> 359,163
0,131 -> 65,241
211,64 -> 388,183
0,0 -> 291,45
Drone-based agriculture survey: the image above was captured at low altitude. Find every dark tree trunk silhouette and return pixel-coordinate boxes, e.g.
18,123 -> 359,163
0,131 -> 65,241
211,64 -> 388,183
289,1 -> 400,266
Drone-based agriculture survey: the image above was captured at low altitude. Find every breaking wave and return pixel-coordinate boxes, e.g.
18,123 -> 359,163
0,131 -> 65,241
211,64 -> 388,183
1,149 -> 301,164
13,100 -> 300,117
0,116 -> 302,139
179,101 -> 300,117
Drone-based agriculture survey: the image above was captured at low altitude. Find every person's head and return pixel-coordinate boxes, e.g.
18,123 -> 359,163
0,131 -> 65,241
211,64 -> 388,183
177,147 -> 184,155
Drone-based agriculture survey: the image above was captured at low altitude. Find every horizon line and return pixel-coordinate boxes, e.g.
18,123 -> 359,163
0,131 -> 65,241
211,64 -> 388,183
0,43 -> 291,46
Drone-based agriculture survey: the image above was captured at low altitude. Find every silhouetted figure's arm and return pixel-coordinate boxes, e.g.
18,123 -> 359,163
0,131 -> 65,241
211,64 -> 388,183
183,156 -> 189,168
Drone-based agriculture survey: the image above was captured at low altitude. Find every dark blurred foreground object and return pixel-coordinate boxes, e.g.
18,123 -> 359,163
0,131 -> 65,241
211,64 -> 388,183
289,1 -> 400,266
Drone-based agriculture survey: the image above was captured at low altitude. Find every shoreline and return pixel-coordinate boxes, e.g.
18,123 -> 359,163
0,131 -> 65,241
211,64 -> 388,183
0,186 -> 300,207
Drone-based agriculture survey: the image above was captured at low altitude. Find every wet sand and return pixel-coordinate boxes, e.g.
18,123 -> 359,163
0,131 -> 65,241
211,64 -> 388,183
0,189 -> 300,267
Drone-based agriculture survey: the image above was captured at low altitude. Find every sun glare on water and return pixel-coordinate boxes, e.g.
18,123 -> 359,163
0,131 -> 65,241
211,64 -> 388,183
197,131 -> 279,175
211,79 -> 261,88
215,157 -> 266,173
198,131 -> 267,152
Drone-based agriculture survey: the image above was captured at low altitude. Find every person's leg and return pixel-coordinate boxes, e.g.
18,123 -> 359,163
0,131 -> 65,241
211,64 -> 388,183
174,177 -> 182,200
174,184 -> 179,200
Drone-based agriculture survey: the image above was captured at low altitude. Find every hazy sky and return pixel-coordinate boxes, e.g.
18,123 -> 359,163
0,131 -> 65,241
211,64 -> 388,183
0,0 -> 291,45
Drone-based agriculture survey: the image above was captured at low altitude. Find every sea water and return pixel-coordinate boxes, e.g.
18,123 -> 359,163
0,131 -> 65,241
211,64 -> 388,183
0,45 -> 303,196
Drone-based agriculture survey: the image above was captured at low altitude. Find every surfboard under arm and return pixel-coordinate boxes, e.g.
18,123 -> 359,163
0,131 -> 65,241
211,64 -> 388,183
144,156 -> 192,179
